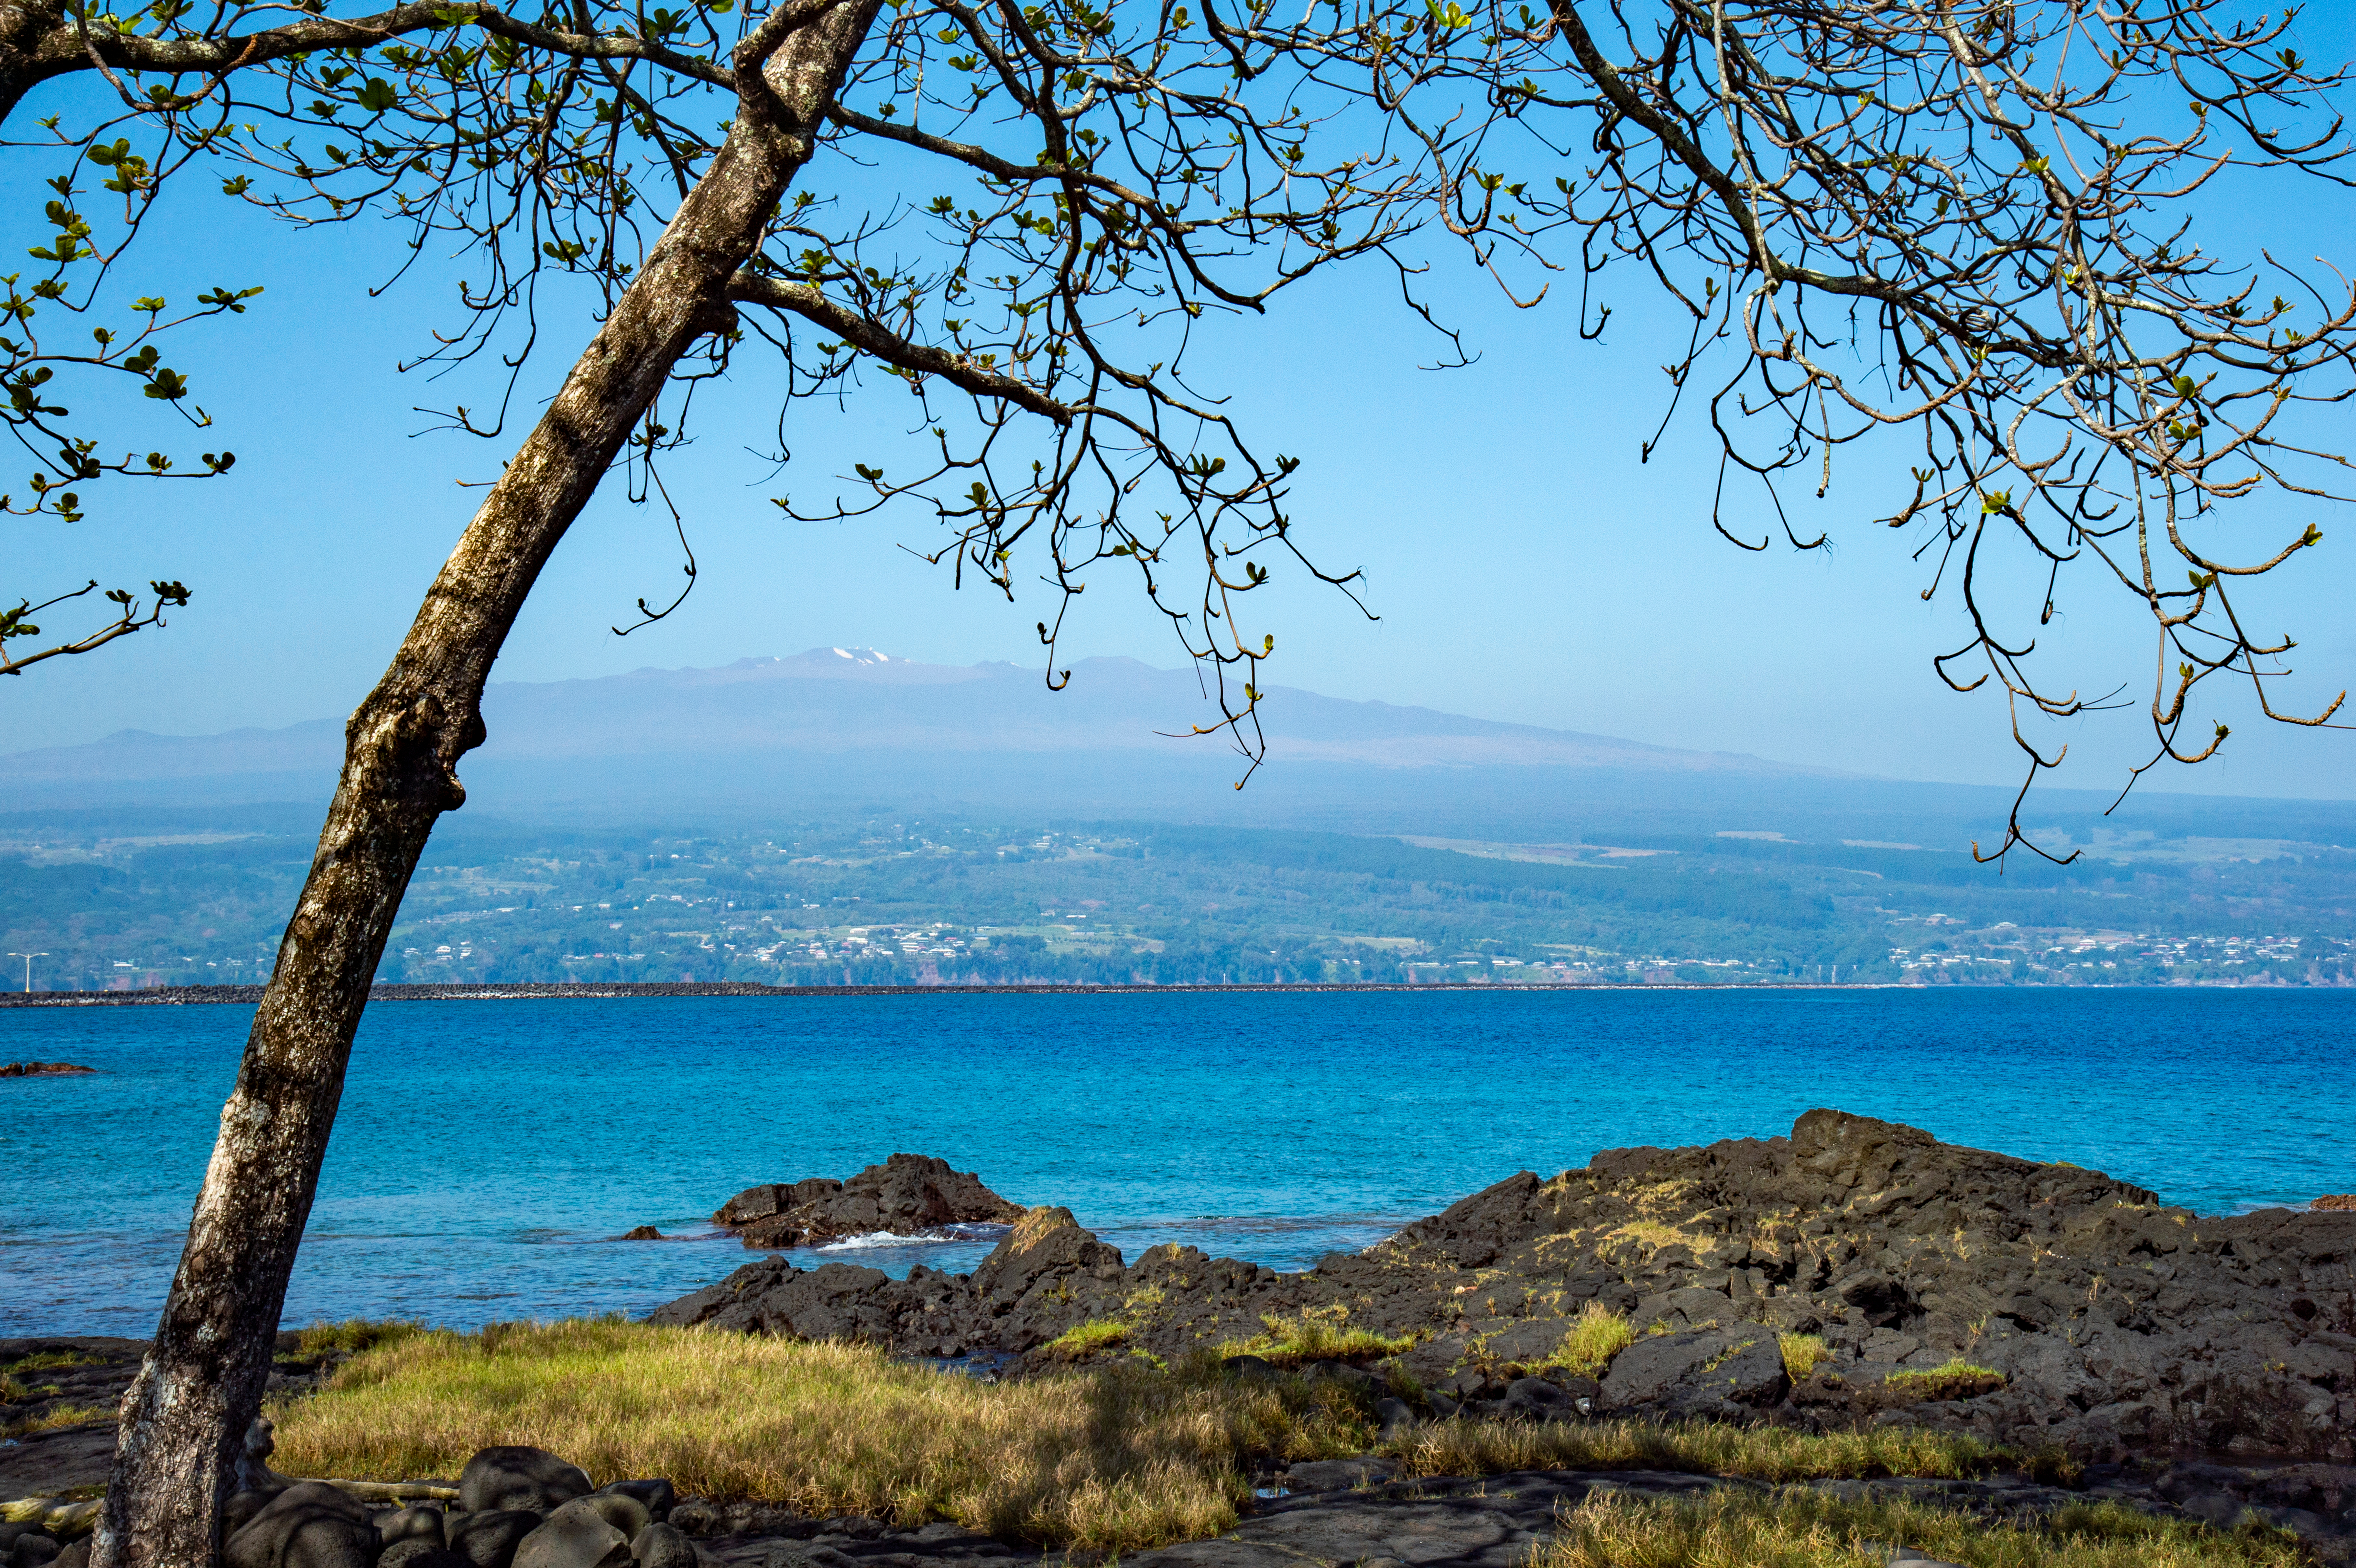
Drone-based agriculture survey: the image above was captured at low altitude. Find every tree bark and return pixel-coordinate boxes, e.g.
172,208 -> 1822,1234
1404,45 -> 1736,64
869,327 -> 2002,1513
90,4 -> 881,1562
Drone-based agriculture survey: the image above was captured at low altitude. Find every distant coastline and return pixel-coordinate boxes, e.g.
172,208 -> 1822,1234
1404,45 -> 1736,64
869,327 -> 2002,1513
0,979 -> 1933,1006
7,977 -> 2330,1006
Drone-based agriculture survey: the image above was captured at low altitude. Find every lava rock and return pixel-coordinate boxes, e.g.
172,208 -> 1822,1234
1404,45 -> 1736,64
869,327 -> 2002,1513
628,1524 -> 697,1568
595,1480 -> 676,1521
379,1508 -> 448,1547
1501,1376 -> 1580,1422
715,1155 -> 1023,1250
651,1107 -> 2356,1469
513,1500 -> 632,1568
574,1493 -> 650,1542
460,1447 -> 594,1514
223,1482 -> 378,1568
381,1546 -> 474,1568
448,1509 -> 546,1568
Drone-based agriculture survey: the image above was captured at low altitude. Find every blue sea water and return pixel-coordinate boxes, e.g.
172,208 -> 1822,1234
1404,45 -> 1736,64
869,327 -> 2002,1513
3,988 -> 2352,1337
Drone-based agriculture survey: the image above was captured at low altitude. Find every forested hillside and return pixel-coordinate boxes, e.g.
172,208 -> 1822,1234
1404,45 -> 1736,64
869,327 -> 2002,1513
3,807 -> 2348,990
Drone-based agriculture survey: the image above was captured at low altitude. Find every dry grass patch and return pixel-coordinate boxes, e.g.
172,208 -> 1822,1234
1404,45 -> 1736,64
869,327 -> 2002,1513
267,1318 -> 1371,1549
1537,1488 -> 2303,1568
1386,1416 -> 2004,1482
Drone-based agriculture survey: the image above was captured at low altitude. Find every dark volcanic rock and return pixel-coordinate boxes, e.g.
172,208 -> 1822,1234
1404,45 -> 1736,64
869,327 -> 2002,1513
713,1155 -> 1024,1249
448,1510 -> 545,1568
222,1483 -> 377,1568
654,1109 -> 2356,1466
460,1447 -> 594,1514
512,1501 -> 632,1568
0,1337 -> 148,1499
0,1061 -> 94,1077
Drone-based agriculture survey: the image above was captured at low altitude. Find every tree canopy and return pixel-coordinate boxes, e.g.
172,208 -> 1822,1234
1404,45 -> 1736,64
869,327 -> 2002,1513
0,9 -> 2348,1554
6,0 -> 2353,841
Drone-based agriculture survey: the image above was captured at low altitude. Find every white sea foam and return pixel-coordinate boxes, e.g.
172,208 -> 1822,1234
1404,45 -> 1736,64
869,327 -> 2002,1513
814,1223 -> 1011,1252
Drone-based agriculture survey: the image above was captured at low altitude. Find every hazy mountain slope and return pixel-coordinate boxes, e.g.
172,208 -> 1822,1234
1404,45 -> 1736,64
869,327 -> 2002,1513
8,648 -> 2353,852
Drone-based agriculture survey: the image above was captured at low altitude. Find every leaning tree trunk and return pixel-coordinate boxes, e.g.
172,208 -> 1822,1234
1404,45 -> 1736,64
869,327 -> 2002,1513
91,4 -> 881,1561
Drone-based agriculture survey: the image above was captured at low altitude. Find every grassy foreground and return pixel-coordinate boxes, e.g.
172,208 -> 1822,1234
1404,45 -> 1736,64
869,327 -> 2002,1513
267,1321 -> 2295,1564
1539,1490 -> 2308,1568
269,1319 -> 1370,1548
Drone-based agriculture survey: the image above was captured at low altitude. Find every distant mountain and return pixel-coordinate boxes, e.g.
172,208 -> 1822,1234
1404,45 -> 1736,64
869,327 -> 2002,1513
0,646 -> 1834,789
8,648 -> 2353,851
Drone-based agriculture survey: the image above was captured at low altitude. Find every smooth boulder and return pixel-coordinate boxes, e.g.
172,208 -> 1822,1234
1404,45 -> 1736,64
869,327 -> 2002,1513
223,1482 -> 378,1568
513,1500 -> 633,1568
380,1546 -> 473,1568
574,1494 -> 650,1542
460,1447 -> 594,1514
448,1510 -> 546,1568
595,1480 -> 675,1522
628,1524 -> 696,1568
379,1508 -> 448,1547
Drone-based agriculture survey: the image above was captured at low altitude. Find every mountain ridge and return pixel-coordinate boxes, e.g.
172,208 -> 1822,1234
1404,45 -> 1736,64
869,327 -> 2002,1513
0,646 -> 1841,781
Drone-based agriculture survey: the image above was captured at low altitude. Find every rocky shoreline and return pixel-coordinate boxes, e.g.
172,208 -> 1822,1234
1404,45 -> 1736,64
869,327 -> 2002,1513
0,1061 -> 94,1077
9,1110 -> 2355,1567
656,1111 -> 2356,1469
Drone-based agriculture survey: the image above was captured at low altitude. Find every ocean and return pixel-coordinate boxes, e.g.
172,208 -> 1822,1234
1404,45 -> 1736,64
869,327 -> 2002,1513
4,988 -> 2351,1336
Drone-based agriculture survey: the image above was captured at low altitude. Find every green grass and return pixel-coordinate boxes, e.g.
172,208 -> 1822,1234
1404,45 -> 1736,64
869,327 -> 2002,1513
293,1319 -> 426,1357
2,1351 -> 100,1374
1885,1359 -> 2008,1401
1,1403 -> 112,1440
253,1317 -> 2239,1563
1385,1415 -> 2007,1482
1537,1305 -> 1635,1376
1535,1488 -> 2303,1568
1041,1319 -> 1131,1357
1778,1332 -> 1829,1380
1,1348 -> 101,1403
1219,1309 -> 1418,1368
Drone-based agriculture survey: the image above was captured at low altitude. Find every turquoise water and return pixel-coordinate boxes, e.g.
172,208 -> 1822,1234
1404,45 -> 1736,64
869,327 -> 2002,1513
4,989 -> 2351,1336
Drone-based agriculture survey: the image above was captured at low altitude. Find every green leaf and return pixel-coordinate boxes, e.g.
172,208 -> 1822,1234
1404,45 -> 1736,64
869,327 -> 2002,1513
354,77 -> 399,112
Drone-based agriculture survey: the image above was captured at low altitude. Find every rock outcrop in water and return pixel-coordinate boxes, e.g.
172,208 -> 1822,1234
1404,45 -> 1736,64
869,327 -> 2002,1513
654,1110 -> 2356,1466
711,1154 -> 1024,1249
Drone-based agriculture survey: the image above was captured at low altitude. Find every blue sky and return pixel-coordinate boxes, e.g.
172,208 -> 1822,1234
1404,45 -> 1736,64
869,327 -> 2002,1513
9,15 -> 2356,804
